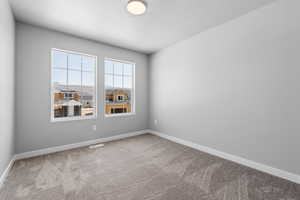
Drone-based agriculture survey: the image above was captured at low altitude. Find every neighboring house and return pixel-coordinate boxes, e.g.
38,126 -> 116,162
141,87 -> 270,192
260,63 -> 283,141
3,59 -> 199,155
54,84 -> 129,116
105,89 -> 131,114
80,91 -> 94,108
64,85 -> 94,108
54,89 -> 82,118
53,84 -> 95,118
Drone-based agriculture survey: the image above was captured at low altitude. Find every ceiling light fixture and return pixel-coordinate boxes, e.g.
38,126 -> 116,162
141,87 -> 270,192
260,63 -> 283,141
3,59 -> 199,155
127,0 -> 147,15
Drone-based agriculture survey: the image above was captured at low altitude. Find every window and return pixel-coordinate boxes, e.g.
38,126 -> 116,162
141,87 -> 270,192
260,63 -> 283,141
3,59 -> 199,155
117,95 -> 124,101
51,49 -> 97,121
104,59 -> 135,116
64,93 -> 73,99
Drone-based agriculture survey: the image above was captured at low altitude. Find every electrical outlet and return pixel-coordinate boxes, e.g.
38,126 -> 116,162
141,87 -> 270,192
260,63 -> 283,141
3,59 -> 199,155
154,120 -> 158,126
92,125 -> 97,131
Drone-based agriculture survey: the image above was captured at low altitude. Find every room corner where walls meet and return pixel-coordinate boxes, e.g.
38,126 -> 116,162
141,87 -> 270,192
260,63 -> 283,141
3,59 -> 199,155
0,0 -> 16,181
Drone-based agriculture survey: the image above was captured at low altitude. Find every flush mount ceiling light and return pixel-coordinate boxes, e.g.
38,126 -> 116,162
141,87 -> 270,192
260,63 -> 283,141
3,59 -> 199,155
127,0 -> 147,15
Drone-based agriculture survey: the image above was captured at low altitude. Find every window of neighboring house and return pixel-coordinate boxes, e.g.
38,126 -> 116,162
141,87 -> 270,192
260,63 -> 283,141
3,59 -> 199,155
51,49 -> 97,121
64,93 -> 73,99
111,108 -> 127,114
117,95 -> 124,101
104,58 -> 135,116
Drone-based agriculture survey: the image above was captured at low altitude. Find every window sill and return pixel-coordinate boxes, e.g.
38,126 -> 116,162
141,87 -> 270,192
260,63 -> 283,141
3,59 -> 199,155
51,115 -> 97,123
105,113 -> 136,118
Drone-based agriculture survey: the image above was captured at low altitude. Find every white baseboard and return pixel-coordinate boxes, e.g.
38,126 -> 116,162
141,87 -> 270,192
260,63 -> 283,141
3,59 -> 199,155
15,129 -> 148,160
149,130 -> 300,184
0,130 -> 148,189
0,156 -> 15,189
5,129 -> 299,188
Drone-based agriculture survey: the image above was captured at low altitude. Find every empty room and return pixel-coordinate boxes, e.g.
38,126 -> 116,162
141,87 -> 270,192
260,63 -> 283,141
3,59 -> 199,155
0,0 -> 299,199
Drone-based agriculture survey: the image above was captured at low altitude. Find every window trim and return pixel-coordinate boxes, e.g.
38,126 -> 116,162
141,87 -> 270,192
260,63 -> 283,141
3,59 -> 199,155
104,57 -> 136,118
50,48 -> 98,122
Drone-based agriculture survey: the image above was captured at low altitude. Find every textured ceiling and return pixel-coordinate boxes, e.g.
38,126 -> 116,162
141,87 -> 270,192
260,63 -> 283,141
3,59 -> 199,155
9,0 -> 276,53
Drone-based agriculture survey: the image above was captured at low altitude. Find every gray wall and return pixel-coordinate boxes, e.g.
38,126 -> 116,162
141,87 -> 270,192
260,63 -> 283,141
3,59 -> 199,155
15,22 -> 148,153
0,0 -> 15,175
149,0 -> 300,175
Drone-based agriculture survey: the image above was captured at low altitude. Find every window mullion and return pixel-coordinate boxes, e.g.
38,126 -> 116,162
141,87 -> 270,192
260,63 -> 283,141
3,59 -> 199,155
122,63 -> 124,88
66,54 -> 69,87
80,56 -> 83,116
112,63 -> 115,88
80,56 -> 83,91
131,66 -> 134,112
81,56 -> 83,88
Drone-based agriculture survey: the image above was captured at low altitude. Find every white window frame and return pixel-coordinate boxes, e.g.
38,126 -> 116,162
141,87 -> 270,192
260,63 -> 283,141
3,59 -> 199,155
104,58 -> 136,118
50,48 -> 98,122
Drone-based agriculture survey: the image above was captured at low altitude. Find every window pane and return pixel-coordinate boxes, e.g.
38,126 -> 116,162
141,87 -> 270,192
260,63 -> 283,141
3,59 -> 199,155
68,54 -> 82,70
82,72 -> 94,86
123,76 -> 132,88
82,56 -> 95,72
124,64 -> 132,76
81,86 -> 95,116
68,70 -> 81,86
104,59 -> 134,116
52,69 -> 67,85
105,89 -> 131,115
52,50 -> 67,69
105,74 -> 113,88
114,75 -> 123,88
104,60 -> 113,74
114,62 -> 123,75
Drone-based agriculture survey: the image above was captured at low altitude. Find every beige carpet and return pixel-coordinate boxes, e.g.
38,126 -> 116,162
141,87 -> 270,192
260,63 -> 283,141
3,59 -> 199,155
0,134 -> 299,200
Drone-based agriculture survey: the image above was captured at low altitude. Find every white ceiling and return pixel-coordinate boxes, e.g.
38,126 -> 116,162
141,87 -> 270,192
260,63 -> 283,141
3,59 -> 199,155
9,0 -> 276,54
